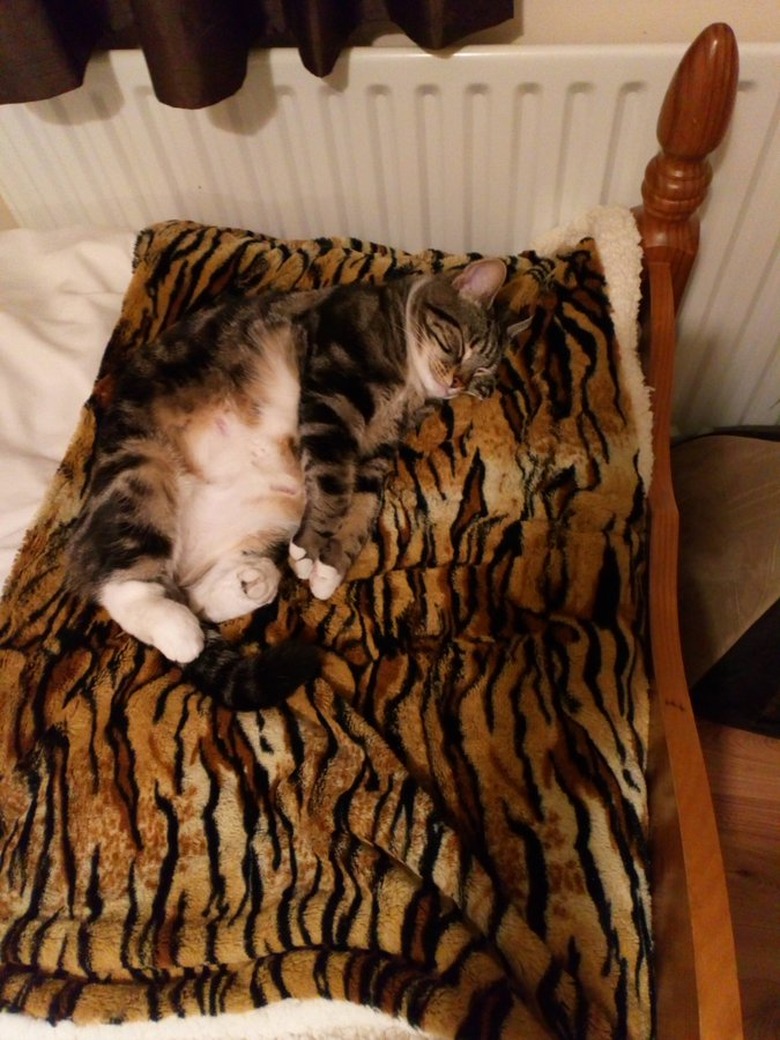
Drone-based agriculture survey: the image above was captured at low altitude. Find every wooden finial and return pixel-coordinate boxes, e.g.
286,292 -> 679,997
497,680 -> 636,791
635,24 -> 739,302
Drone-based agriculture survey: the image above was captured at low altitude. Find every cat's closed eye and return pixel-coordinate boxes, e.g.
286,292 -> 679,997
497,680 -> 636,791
426,306 -> 464,355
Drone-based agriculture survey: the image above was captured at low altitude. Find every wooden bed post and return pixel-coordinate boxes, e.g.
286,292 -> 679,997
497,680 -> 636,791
636,22 -> 738,305
634,24 -> 743,1040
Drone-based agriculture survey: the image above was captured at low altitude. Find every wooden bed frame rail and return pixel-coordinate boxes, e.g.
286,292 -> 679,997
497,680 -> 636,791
634,23 -> 743,1040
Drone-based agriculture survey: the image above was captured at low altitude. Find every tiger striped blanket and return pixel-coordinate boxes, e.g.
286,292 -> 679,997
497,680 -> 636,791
0,213 -> 653,1039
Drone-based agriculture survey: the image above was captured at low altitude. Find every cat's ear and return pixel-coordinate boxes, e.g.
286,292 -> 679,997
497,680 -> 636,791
452,258 -> 507,307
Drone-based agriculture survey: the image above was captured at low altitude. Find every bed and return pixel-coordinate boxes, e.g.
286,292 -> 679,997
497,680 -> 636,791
0,22 -> 742,1040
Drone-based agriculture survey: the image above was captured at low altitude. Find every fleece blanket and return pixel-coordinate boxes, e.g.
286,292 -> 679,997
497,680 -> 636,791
0,209 -> 653,1039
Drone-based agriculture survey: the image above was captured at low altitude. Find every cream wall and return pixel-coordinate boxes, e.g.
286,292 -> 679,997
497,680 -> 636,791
468,0 -> 780,44
0,197 -> 15,231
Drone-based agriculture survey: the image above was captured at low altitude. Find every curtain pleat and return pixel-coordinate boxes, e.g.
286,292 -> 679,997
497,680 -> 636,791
282,0 -> 360,78
0,0 -> 106,102
387,0 -> 513,51
129,0 -> 251,108
0,0 -> 513,108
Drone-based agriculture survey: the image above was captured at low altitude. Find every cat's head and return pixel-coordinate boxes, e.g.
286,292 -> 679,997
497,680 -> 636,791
407,258 -> 508,401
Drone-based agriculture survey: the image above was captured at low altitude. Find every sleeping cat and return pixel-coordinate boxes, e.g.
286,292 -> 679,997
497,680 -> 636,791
67,258 -> 509,708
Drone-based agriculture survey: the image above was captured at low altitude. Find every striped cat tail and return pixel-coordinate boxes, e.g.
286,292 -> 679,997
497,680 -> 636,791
184,633 -> 320,710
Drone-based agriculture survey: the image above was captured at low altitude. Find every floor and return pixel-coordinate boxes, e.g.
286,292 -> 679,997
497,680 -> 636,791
697,720 -> 780,1040
673,433 -> 780,1037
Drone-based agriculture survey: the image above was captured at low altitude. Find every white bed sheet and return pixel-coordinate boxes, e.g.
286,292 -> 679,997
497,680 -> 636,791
0,227 -> 135,589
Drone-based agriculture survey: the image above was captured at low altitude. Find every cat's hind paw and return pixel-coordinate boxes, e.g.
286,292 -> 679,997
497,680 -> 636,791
99,579 -> 205,663
154,606 -> 207,663
195,558 -> 281,624
239,559 -> 281,607
308,561 -> 343,600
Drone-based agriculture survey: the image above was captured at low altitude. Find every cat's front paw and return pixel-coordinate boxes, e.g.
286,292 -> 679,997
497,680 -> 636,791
289,532 -> 346,599
289,539 -> 314,580
308,561 -> 343,600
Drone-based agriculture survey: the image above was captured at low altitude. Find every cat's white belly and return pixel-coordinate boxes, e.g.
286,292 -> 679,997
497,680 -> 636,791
179,476 -> 300,554
175,402 -> 304,586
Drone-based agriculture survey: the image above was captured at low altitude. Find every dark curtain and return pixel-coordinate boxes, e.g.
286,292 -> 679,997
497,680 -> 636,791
0,0 -> 513,108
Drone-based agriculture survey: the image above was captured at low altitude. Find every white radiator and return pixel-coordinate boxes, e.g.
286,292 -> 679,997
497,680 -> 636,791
0,43 -> 778,435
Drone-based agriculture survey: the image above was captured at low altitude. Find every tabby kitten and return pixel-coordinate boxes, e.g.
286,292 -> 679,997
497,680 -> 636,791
67,258 -> 508,708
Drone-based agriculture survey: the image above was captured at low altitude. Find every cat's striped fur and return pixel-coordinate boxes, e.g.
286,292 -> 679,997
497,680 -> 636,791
67,259 -> 507,707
